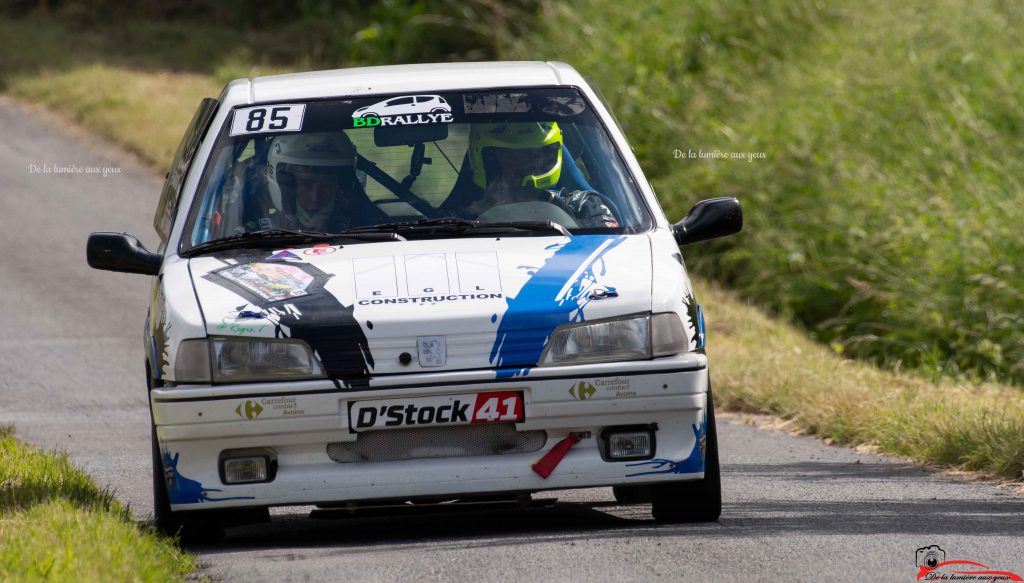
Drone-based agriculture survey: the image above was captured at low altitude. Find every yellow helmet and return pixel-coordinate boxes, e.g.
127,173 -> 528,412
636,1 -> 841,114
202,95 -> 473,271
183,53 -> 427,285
468,121 -> 563,189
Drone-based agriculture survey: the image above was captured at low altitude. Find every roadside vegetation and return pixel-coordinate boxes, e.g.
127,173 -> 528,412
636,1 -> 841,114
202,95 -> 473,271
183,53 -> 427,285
0,0 -> 1021,490
508,0 -> 1024,387
698,282 -> 1024,480
0,1 -> 533,166
0,425 -> 198,581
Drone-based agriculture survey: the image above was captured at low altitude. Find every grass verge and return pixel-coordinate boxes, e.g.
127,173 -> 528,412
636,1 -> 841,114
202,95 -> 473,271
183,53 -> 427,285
1,14 -> 1021,483
699,280 -> 1024,480
0,425 -> 198,582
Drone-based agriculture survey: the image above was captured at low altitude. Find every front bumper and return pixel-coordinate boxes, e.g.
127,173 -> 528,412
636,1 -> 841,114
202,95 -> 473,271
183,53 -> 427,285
151,354 -> 709,510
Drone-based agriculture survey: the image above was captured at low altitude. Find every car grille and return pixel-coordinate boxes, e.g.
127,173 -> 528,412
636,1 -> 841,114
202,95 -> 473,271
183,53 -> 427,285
326,423 -> 547,463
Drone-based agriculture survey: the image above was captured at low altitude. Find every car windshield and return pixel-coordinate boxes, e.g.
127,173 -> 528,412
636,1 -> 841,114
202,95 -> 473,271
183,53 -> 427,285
182,87 -> 651,251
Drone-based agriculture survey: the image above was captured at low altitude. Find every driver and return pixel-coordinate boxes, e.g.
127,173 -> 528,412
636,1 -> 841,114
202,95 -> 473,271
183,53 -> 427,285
466,121 -> 619,228
264,132 -> 387,232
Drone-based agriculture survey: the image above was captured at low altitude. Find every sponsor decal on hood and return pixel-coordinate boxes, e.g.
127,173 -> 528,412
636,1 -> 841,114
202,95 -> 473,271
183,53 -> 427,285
202,257 -> 373,384
188,235 -> 651,378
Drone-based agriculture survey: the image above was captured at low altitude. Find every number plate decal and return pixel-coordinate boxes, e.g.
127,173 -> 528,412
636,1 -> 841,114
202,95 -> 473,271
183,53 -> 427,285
230,104 -> 307,136
348,391 -> 524,432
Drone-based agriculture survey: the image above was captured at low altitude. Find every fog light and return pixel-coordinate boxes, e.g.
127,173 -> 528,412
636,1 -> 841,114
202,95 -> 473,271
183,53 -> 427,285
608,431 -> 653,460
222,456 -> 269,484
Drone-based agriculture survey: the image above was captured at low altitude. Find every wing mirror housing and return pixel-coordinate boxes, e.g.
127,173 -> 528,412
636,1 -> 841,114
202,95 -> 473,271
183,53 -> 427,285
86,232 -> 162,275
672,197 -> 743,246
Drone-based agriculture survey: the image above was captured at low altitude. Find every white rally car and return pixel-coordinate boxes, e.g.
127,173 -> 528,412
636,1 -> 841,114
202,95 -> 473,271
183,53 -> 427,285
87,61 -> 741,539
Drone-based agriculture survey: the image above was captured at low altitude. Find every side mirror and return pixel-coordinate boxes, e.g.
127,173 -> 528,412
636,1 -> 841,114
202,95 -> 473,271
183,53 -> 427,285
672,197 -> 743,246
86,232 -> 162,275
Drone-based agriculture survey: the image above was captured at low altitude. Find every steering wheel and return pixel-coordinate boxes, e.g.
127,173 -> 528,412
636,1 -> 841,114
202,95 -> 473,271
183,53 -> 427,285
568,189 -> 624,226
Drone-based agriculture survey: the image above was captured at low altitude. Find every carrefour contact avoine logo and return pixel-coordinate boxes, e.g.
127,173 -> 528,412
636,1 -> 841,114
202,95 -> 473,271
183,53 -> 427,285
352,94 -> 453,127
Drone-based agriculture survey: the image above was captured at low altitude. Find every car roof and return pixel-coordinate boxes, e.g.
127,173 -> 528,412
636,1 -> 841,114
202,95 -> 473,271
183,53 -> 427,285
219,61 -> 586,106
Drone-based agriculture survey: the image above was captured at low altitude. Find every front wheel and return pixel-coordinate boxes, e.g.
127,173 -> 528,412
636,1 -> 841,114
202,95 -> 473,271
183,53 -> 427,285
649,388 -> 722,523
148,365 -> 228,543
151,424 -> 226,543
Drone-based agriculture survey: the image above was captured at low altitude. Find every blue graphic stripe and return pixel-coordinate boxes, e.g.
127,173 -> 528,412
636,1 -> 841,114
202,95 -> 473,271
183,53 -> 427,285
489,235 -> 626,377
163,451 -> 254,503
625,412 -> 707,477
697,304 -> 706,349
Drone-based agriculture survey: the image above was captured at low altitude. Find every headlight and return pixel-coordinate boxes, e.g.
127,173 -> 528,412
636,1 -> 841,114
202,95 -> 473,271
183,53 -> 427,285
540,312 -> 688,367
212,337 -> 326,382
173,337 -> 326,384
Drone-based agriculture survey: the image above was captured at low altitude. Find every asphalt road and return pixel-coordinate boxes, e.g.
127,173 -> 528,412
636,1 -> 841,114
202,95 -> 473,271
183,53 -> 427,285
1,98 -> 1022,582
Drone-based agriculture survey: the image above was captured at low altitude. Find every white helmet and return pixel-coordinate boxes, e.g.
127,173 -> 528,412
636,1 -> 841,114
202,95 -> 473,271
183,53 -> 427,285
265,132 -> 357,211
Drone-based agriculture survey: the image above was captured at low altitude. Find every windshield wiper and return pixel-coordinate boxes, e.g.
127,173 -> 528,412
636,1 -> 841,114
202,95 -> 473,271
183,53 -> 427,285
479,221 -> 572,237
344,218 -> 476,232
345,218 -> 571,237
184,228 -> 404,256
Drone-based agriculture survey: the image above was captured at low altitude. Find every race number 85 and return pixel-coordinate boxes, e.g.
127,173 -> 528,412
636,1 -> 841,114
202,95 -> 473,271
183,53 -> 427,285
230,104 -> 306,136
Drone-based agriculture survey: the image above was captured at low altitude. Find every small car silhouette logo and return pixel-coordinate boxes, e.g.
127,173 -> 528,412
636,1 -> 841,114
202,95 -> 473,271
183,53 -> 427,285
353,95 -> 451,119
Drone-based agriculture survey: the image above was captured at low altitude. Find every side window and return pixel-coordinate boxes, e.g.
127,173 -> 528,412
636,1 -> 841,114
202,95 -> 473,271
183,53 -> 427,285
389,97 -> 414,106
415,96 -> 431,103
154,97 -> 219,241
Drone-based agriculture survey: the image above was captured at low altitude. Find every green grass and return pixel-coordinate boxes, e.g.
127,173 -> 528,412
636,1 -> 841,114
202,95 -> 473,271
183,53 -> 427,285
699,281 -> 1024,479
11,65 -> 225,168
0,17 -> 297,169
505,0 -> 1024,387
0,425 -> 199,582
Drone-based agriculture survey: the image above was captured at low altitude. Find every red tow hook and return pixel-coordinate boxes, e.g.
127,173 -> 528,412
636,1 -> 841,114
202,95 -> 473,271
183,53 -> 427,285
531,432 -> 582,479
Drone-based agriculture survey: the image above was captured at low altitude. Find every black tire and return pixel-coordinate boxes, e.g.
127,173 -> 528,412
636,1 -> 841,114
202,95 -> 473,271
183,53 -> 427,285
612,485 -> 651,504
151,423 -> 227,544
649,388 -> 722,523
148,367 -> 227,544
152,423 -> 173,532
148,367 -> 174,535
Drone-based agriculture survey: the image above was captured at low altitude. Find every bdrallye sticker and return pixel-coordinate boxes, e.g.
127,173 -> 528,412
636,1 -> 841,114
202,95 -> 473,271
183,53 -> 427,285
351,94 -> 453,127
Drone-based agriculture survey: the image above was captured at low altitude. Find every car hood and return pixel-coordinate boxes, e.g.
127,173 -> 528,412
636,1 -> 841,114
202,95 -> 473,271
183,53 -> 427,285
188,234 -> 652,381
